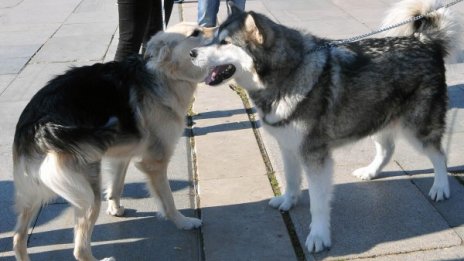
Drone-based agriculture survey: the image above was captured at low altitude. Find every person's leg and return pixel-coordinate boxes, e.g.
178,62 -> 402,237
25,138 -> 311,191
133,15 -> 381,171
198,0 -> 220,27
230,0 -> 245,10
142,0 -> 174,50
114,0 -> 151,61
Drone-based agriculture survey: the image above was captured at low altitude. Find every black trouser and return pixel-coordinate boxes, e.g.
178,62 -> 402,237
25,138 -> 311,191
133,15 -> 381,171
114,0 -> 174,61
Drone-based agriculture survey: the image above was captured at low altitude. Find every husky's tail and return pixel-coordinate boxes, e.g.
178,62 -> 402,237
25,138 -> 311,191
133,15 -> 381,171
382,0 -> 463,62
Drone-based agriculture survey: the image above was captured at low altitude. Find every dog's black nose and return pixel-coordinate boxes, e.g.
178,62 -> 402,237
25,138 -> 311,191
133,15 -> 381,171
190,49 -> 198,58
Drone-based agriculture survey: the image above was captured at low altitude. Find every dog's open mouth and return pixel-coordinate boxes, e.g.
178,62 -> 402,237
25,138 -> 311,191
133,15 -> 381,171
205,64 -> 236,86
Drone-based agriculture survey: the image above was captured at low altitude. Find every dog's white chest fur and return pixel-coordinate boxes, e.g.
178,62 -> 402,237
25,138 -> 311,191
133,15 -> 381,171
261,119 -> 305,153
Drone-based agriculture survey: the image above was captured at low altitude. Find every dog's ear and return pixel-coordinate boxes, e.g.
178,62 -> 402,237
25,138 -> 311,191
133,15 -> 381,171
227,0 -> 243,16
245,13 -> 263,44
156,44 -> 171,64
146,40 -> 173,67
245,12 -> 273,48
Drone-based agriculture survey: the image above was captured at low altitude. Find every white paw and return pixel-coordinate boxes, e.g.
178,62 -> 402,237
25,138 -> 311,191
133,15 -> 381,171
305,225 -> 331,253
106,205 -> 125,217
352,166 -> 377,180
429,183 -> 450,202
101,257 -> 116,261
175,216 -> 202,230
269,194 -> 297,211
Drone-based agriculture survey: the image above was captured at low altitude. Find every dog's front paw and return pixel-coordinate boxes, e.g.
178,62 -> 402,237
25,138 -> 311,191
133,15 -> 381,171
429,183 -> 450,202
175,216 -> 202,230
352,166 -> 377,180
305,223 -> 331,253
106,204 -> 125,217
269,194 -> 297,211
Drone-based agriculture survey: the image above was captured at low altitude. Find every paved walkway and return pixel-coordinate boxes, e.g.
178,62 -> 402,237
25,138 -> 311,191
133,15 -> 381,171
1,0 -> 464,260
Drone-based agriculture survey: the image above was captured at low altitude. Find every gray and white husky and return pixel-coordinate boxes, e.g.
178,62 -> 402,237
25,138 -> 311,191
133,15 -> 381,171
190,0 -> 462,253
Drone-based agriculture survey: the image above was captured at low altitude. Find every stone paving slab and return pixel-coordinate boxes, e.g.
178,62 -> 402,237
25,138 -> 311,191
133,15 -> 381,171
0,101 -> 28,172
0,29 -> 55,46
0,44 -> 41,59
0,61 -> 93,102
0,57 -> 29,74
193,84 -> 297,260
332,0 -> 391,29
1,0 -> 80,25
30,34 -> 114,63
66,0 -> 117,24
201,202 -> 297,261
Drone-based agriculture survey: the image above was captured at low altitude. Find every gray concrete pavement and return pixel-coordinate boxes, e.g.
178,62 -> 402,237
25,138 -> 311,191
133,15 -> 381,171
1,0 -> 463,260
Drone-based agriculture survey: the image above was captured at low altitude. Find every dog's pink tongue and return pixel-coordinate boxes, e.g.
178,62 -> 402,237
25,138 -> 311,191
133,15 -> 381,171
205,70 -> 218,85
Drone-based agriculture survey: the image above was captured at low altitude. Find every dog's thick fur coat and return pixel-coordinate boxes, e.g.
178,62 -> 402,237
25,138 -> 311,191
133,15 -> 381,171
190,0 -> 462,253
13,23 -> 214,261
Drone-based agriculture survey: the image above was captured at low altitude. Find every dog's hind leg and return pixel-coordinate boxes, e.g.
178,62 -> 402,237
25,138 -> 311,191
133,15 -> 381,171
103,158 -> 130,217
352,127 -> 395,180
424,144 -> 449,201
13,204 -> 40,261
13,156 -> 53,261
70,163 -> 115,261
40,154 -> 114,261
400,84 -> 449,201
136,155 -> 202,230
269,147 -> 302,211
402,127 -> 450,201
301,150 -> 333,253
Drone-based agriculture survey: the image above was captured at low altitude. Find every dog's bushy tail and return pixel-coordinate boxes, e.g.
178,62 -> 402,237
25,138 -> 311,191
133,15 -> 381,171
382,0 -> 463,62
35,117 -> 119,163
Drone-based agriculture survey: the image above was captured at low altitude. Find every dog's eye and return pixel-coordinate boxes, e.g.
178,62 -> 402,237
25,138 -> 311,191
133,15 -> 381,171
220,39 -> 230,45
190,29 -> 201,37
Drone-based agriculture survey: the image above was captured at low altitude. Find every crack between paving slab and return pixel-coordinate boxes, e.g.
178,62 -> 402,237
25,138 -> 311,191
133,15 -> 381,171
101,26 -> 119,62
229,84 -> 306,261
187,109 -> 206,261
259,2 -> 280,23
180,3 -> 204,259
0,0 -> 25,9
330,2 -> 374,31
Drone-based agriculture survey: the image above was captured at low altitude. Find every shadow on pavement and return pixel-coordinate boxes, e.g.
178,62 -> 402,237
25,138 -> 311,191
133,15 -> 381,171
1,175 -> 463,260
448,85 -> 464,109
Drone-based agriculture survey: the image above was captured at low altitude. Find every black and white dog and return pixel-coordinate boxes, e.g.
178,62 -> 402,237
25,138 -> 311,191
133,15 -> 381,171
12,23 -> 221,261
190,0 -> 462,253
